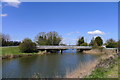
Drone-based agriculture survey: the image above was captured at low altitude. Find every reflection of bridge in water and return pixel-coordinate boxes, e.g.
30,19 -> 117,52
37,46 -> 92,53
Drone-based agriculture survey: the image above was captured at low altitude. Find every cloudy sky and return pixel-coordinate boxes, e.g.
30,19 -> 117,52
1,1 -> 118,45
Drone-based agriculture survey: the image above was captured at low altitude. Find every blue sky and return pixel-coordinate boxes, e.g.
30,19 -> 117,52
2,2 -> 118,45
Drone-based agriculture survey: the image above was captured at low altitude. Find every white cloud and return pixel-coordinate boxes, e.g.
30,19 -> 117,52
88,30 -> 105,35
2,0 -> 21,8
61,38 -> 78,45
66,31 -> 80,35
0,13 -> 8,17
13,39 -> 21,42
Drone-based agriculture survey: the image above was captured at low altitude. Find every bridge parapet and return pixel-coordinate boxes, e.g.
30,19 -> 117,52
37,46 -> 92,50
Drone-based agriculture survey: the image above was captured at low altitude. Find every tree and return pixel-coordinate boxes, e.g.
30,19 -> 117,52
77,36 -> 84,46
105,39 -> 117,48
94,36 -> 103,46
89,37 -> 95,46
35,32 -> 47,45
35,31 -> 62,45
0,33 -> 10,46
0,33 -> 21,46
19,38 -> 37,53
118,40 -> 120,51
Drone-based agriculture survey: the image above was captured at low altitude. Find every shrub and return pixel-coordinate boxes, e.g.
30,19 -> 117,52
19,38 -> 37,53
80,42 -> 88,46
105,39 -> 117,48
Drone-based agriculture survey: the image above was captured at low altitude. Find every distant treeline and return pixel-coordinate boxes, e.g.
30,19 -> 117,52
0,33 -> 21,46
77,36 -> 119,48
0,32 -> 120,49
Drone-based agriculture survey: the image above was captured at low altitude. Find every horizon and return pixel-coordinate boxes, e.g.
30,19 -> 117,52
1,2 -> 118,45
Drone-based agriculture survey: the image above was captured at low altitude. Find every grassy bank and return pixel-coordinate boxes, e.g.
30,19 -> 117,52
1,47 -> 46,59
1,47 -> 37,56
65,53 -> 118,78
86,54 -> 119,78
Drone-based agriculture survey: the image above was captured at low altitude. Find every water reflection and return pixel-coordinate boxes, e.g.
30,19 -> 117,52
2,49 -> 98,78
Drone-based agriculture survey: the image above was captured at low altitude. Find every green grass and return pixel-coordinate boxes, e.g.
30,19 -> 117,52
0,47 -> 37,56
105,64 -> 118,78
86,57 -> 119,78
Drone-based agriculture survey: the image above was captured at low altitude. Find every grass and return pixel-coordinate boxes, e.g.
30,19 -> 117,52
105,64 -> 118,78
0,47 -> 37,56
86,56 -> 119,78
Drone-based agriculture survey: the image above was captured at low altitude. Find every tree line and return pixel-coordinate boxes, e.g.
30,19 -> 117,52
0,33 -> 21,46
0,32 -> 119,53
77,36 -> 118,48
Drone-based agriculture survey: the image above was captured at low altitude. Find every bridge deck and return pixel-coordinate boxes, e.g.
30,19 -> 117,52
37,46 -> 92,50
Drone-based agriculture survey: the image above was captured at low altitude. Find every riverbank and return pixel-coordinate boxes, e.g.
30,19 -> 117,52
86,53 -> 119,78
1,47 -> 48,59
83,48 -> 117,55
65,53 -> 118,78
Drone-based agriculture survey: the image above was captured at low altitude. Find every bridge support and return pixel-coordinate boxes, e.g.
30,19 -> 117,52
60,50 -> 63,53
77,49 -> 84,52
44,50 -> 47,53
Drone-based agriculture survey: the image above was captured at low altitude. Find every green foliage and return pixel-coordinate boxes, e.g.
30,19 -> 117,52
77,36 -> 85,46
80,42 -> 88,46
118,40 -> 120,51
86,60 -> 118,78
19,38 -> 37,53
0,33 -> 10,46
59,44 -> 66,46
89,37 -> 95,46
87,58 -> 118,78
35,31 -> 62,45
94,36 -> 103,46
105,39 -> 117,48
92,46 -> 104,49
0,33 -> 21,46
89,37 -> 103,47
1,47 -> 38,56
88,68 -> 105,78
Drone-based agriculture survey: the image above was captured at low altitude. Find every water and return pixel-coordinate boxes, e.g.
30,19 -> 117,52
2,49 -> 98,78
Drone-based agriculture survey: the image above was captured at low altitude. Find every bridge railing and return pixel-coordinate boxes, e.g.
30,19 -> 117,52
37,46 -> 92,49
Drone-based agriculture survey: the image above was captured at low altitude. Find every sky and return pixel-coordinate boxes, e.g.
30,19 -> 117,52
1,1 -> 118,45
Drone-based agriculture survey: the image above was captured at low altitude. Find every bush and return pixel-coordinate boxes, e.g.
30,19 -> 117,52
105,39 -> 117,48
80,42 -> 88,46
19,38 -> 37,53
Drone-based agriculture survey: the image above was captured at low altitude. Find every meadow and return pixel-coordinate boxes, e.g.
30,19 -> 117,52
1,47 -> 37,56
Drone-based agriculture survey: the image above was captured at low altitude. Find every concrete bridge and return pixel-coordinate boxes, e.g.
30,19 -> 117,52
37,46 -> 92,53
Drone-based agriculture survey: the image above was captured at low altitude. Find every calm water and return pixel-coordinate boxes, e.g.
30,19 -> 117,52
2,49 -> 98,78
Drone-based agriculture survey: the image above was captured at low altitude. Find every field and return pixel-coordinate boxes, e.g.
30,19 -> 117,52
1,47 -> 37,56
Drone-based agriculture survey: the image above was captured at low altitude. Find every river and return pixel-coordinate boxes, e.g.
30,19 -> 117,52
2,49 -> 98,78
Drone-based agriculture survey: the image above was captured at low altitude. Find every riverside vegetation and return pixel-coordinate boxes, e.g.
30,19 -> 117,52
65,53 -> 119,78
1,47 -> 47,59
86,53 -> 119,78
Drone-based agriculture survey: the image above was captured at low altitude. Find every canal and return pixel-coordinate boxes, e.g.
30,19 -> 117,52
2,49 -> 99,78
